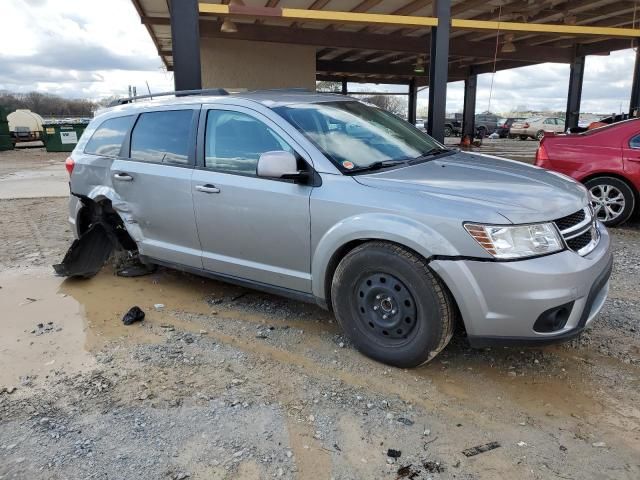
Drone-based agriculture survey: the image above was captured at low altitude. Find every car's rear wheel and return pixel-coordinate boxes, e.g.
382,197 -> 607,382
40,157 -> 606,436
519,135 -> 528,140
585,176 -> 636,227
444,126 -> 452,137
536,130 -> 545,141
331,242 -> 454,368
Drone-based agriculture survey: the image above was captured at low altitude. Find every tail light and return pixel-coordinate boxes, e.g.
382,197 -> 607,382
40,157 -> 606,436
535,143 -> 549,167
65,156 -> 75,176
523,122 -> 530,128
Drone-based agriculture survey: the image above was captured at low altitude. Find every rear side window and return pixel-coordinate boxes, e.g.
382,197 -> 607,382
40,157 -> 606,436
84,115 -> 134,156
630,134 -> 640,149
130,110 -> 193,165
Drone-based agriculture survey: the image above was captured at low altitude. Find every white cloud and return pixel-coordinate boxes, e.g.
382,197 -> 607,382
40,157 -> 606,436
0,0 -> 636,114
0,0 -> 173,99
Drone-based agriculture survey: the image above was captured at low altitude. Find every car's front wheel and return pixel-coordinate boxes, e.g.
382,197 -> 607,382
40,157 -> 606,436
536,130 -> 545,140
519,135 -> 528,140
331,242 -> 455,368
585,176 -> 636,227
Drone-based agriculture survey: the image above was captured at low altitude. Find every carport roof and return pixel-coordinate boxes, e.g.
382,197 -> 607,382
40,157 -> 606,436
133,0 -> 640,85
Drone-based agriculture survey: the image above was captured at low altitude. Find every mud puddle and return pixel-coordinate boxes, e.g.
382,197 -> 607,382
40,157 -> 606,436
0,268 -> 94,386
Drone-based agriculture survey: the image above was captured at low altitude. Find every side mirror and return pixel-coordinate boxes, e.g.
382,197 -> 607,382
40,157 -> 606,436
257,150 -> 305,180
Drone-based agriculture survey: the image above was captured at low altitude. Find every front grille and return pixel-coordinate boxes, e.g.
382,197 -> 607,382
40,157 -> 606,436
554,209 -> 586,231
566,229 -> 593,251
553,207 -> 598,256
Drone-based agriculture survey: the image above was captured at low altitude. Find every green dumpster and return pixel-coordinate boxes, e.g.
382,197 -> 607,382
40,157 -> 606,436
43,122 -> 88,152
0,108 -> 13,151
0,134 -> 13,151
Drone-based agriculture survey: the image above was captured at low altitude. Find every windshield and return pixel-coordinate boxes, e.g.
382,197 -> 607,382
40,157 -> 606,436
273,101 -> 444,170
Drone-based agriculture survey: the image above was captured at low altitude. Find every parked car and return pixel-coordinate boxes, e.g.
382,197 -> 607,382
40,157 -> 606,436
535,118 -> 640,227
511,117 -> 565,140
568,113 -> 630,133
60,90 -> 612,368
421,115 -> 461,137
474,112 -> 500,137
497,117 -> 526,138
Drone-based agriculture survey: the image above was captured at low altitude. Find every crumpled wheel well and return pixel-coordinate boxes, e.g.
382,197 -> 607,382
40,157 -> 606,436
76,196 -> 137,251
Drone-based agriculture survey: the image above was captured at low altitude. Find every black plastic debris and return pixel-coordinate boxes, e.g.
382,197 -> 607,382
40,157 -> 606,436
396,465 -> 419,479
397,417 -> 414,426
122,306 -> 145,325
422,460 -> 445,473
116,262 -> 156,278
387,449 -> 402,458
462,441 -> 500,457
53,223 -> 114,278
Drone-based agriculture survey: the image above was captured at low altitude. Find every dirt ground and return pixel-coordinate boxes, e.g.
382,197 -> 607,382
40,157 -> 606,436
0,143 -> 639,480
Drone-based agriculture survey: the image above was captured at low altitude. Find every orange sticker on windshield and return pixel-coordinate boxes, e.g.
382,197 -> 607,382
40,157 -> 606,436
342,161 -> 354,170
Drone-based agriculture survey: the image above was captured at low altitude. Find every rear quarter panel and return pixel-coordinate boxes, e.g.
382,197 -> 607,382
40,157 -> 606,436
542,133 -> 623,182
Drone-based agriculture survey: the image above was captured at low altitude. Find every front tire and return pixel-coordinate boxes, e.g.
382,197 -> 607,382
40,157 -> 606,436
536,130 -> 545,141
444,126 -> 452,137
331,242 -> 455,368
519,135 -> 528,140
585,176 -> 636,227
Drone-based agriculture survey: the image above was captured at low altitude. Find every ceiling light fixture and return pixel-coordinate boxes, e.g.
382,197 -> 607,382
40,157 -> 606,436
502,33 -> 516,53
414,56 -> 425,73
220,0 -> 243,33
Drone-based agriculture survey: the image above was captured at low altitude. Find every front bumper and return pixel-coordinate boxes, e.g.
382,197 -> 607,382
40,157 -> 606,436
430,224 -> 612,347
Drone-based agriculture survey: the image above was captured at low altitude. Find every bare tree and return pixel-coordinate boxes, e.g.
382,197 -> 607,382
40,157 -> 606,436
359,95 -> 407,117
316,81 -> 342,93
0,91 -> 96,117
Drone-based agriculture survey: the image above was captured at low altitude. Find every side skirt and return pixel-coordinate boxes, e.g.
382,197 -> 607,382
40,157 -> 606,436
140,255 -> 323,307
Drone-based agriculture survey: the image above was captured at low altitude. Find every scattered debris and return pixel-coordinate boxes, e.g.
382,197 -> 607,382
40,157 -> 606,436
462,441 -> 501,457
116,261 -> 156,277
387,449 -> 402,458
397,417 -> 414,426
396,465 -> 419,479
422,460 -> 445,473
153,303 -> 165,311
122,306 -> 145,325
1,386 -> 16,394
517,441 -> 528,447
592,442 -> 607,448
20,297 -> 37,306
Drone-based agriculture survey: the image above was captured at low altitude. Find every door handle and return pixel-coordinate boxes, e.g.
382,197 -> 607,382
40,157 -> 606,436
113,172 -> 133,182
195,184 -> 220,194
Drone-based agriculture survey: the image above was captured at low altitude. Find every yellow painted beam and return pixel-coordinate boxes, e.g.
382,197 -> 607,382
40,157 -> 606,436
280,8 -> 438,27
451,19 -> 640,37
198,3 -> 437,27
198,3 -> 640,37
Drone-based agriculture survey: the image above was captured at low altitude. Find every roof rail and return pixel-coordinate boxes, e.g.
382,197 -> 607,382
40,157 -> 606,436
108,88 -> 229,107
247,88 -> 312,93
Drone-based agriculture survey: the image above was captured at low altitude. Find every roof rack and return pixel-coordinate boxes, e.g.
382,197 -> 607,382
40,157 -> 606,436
108,88 -> 229,107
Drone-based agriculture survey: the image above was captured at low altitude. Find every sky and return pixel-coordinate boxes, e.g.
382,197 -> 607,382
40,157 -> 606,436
0,0 -> 637,115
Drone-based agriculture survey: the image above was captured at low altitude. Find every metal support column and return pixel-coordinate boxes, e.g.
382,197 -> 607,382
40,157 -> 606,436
462,74 -> 477,138
408,77 -> 418,124
630,47 -> 640,117
170,0 -> 202,91
427,0 -> 451,143
341,78 -> 348,95
565,55 -> 585,130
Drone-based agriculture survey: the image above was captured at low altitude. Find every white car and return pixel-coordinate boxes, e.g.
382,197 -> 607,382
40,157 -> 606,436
510,117 -> 566,140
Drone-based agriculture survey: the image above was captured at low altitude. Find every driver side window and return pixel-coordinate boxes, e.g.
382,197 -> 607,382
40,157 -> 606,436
204,110 -> 294,176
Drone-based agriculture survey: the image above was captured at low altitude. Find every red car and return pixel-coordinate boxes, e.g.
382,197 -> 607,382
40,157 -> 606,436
535,118 -> 640,226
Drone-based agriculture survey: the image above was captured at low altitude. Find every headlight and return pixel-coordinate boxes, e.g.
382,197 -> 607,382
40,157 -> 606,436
464,222 -> 563,259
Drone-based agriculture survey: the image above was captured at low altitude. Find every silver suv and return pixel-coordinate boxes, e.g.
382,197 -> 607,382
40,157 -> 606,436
62,90 -> 613,367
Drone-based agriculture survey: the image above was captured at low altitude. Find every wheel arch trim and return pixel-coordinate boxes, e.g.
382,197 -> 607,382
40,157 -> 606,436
311,213 -> 458,301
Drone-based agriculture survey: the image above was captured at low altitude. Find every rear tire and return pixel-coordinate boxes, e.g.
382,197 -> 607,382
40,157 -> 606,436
444,126 -> 452,137
519,135 -> 528,140
331,242 -> 454,368
585,176 -> 636,227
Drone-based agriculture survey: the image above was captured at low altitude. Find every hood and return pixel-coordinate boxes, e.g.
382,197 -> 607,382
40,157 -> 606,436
353,151 -> 589,224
